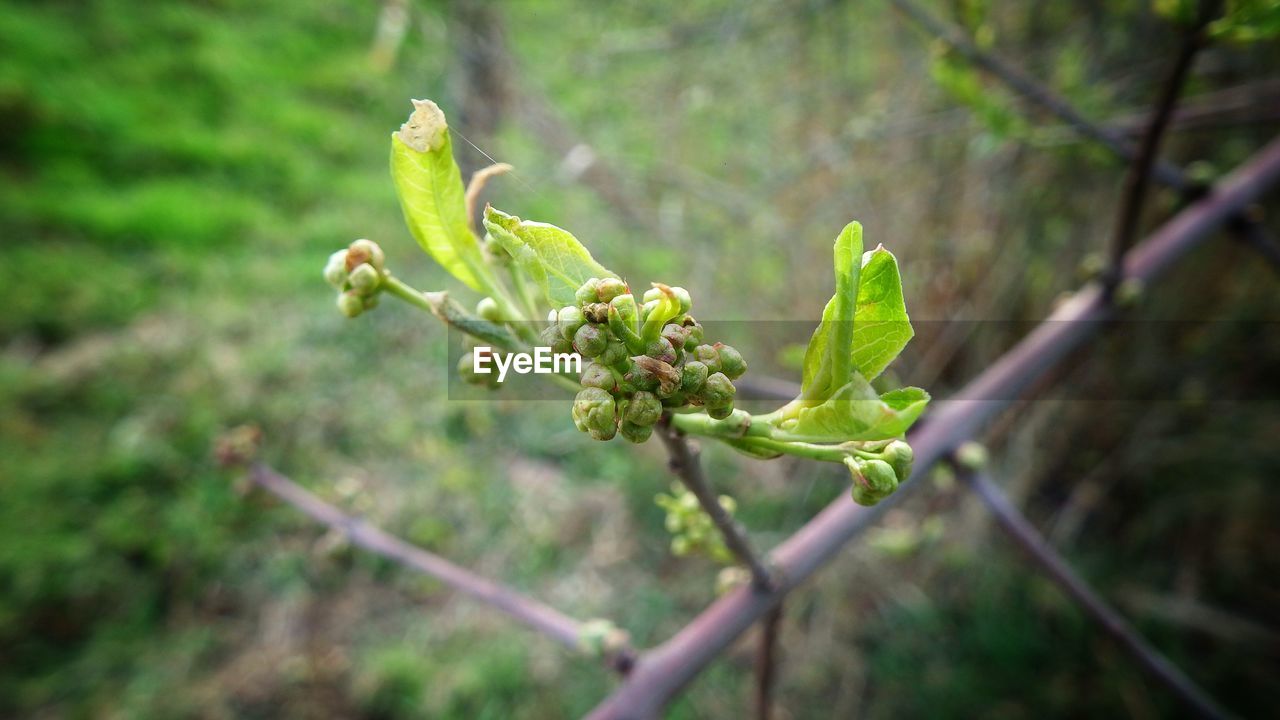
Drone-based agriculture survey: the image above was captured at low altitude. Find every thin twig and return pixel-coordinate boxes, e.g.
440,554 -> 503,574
586,138 -> 1280,720
956,466 -> 1230,720
889,0 -> 1280,273
656,420 -> 775,591
246,463 -> 636,674
755,603 -> 784,720
1107,5 -> 1217,292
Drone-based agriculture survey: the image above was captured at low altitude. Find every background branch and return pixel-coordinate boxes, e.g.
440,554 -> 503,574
956,465 -> 1229,719
247,463 -> 636,674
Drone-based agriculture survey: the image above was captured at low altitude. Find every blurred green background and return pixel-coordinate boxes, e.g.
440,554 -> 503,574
2,0 -> 1278,717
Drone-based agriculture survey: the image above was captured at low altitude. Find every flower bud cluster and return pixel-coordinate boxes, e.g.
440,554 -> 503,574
654,483 -> 736,563
560,278 -> 747,443
845,439 -> 914,506
325,239 -> 386,318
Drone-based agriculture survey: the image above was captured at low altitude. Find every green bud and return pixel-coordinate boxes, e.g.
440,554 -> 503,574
883,440 -> 915,481
575,278 -> 601,306
665,512 -> 683,533
583,302 -> 610,324
572,387 -> 617,441
574,323 -> 608,358
645,337 -> 677,364
954,441 -> 987,471
679,360 -> 709,394
558,306 -> 586,340
847,457 -> 898,506
551,335 -> 574,355
715,344 -> 747,379
632,356 -> 681,398
671,286 -> 692,314
642,287 -> 663,303
596,277 -> 627,303
476,297 -> 502,322
538,323 -> 562,348
661,391 -> 688,408
348,263 -> 381,295
692,344 -> 722,374
701,372 -> 736,409
716,567 -> 750,596
671,535 -> 692,556
346,238 -> 385,273
598,339 -> 628,367
580,361 -> 615,391
661,323 -> 689,350
457,351 -> 498,388
625,391 -> 663,427
337,290 -> 365,318
707,404 -> 734,420
620,420 -> 653,444
682,319 -> 704,350
324,250 -> 349,289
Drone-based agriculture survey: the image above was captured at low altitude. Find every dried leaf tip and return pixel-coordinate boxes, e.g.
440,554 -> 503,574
397,98 -> 448,152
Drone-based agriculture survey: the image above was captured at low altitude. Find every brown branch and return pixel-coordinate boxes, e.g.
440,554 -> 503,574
585,138 -> 1280,720
656,420 -> 775,591
755,603 -> 784,720
246,463 -> 636,674
1107,5 -> 1217,293
956,466 -> 1229,719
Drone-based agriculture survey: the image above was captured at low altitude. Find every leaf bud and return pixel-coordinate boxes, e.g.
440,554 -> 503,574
954,441 -> 987,471
692,344 -> 722,374
580,361 -> 615,391
671,286 -> 692,314
701,372 -> 736,409
324,250 -> 349,289
679,360 -> 709,394
598,339 -> 628,367
476,296 -> 502,322
847,457 -> 898,506
572,387 -> 617,441
575,278 -> 602,306
707,403 -> 734,420
337,290 -> 365,318
348,263 -> 381,295
620,420 -> 653,444
715,343 -> 747,379
583,302 -> 610,324
682,319 -> 704,350
642,287 -> 663,303
661,323 -> 689,349
346,238 -> 385,273
645,336 -> 678,364
558,306 -> 586,340
671,535 -> 692,556
574,323 -> 608,358
625,391 -> 663,427
596,277 -> 628,303
609,293 -> 639,327
883,439 -> 915,482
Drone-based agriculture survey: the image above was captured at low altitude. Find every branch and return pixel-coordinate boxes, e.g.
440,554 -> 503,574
246,463 -> 636,674
586,138 -> 1280,720
1107,6 -> 1216,292
956,466 -> 1229,719
755,604 -> 784,720
889,0 -> 1280,273
656,420 -> 775,591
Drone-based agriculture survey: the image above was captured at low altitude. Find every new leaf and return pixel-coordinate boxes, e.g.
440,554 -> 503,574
483,206 -> 617,308
785,375 -> 930,442
390,99 -> 488,292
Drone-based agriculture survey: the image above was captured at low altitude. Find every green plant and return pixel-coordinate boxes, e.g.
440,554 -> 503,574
326,99 -> 928,517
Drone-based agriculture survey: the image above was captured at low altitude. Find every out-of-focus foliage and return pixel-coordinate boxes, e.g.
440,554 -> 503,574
2,0 -> 1278,718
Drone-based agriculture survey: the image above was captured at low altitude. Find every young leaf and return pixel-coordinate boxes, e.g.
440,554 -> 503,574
801,222 -> 863,400
483,206 -> 617,307
390,99 -> 488,292
849,245 -> 914,381
784,375 -> 930,442
800,231 -> 913,401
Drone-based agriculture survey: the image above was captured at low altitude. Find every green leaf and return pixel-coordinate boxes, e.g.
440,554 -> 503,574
800,224 -> 914,401
483,206 -> 617,308
784,375 -> 929,442
390,99 -> 487,292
